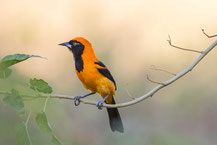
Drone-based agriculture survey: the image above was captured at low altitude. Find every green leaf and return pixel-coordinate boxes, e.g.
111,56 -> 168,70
36,111 -> 62,145
0,68 -> 12,79
16,124 -> 32,145
51,135 -> 62,145
2,89 -> 25,115
30,78 -> 53,94
0,54 -> 44,70
35,111 -> 52,134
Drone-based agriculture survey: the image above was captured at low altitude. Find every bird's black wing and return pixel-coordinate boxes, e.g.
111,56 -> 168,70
94,61 -> 117,90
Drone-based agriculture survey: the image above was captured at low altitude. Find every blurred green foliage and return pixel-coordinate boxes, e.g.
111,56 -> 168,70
2,89 -> 25,115
16,123 -> 32,145
0,54 -> 61,145
0,50 -> 210,145
36,112 -> 53,134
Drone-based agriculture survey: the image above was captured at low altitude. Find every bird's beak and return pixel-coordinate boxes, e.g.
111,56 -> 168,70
58,42 -> 72,49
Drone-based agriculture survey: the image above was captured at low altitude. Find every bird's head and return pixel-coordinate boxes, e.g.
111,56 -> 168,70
59,37 -> 93,58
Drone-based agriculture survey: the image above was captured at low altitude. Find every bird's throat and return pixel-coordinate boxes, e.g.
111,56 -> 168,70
74,56 -> 84,72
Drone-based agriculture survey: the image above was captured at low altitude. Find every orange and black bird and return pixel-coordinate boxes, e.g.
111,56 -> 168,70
59,37 -> 124,132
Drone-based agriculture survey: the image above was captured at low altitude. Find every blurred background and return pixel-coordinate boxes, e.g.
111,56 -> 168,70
1,0 -> 217,145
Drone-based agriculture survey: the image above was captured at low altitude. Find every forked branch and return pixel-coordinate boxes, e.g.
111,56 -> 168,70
167,35 -> 202,53
202,29 -> 217,38
146,74 -> 165,85
46,37 -> 217,108
1,36 -> 216,109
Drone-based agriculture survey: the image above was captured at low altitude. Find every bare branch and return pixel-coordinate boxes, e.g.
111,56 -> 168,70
146,74 -> 165,85
1,37 -> 217,108
124,88 -> 135,100
48,38 -> 217,108
202,29 -> 217,38
150,65 -> 176,76
167,35 -> 202,53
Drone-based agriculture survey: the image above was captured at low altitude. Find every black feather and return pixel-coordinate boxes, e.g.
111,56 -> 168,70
75,57 -> 83,72
106,99 -> 124,132
94,61 -> 106,67
68,40 -> 85,72
95,61 -> 117,90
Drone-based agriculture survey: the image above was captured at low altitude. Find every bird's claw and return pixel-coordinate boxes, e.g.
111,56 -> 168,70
96,100 -> 104,110
74,96 -> 81,106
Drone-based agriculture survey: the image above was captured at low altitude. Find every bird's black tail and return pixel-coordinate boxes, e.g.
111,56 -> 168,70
106,99 -> 124,133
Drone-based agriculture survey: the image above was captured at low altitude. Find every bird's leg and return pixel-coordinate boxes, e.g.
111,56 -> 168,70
74,92 -> 95,106
96,94 -> 109,110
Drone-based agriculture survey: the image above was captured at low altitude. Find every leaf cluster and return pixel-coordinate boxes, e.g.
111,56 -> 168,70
0,54 -> 62,145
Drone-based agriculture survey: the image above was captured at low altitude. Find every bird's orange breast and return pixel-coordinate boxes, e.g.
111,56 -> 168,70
75,60 -> 116,103
73,43 -> 116,104
76,61 -> 100,92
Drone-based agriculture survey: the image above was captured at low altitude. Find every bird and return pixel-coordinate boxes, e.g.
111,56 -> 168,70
59,37 -> 124,133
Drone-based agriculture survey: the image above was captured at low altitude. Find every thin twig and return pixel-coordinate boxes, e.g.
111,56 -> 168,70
43,96 -> 50,112
202,29 -> 217,38
146,74 -> 165,85
167,35 -> 202,53
25,110 -> 32,126
150,65 -> 176,76
124,88 -> 135,100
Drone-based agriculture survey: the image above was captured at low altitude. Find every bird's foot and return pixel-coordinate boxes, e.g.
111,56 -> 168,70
74,96 -> 82,106
74,93 -> 95,106
96,95 -> 109,110
96,99 -> 104,110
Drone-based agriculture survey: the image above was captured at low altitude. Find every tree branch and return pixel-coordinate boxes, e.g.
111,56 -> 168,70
202,29 -> 217,38
150,65 -> 176,76
35,38 -> 217,108
146,74 -> 165,85
1,38 -> 217,109
167,35 -> 202,53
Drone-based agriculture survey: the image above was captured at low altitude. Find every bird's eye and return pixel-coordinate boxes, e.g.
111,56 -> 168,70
73,42 -> 80,47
